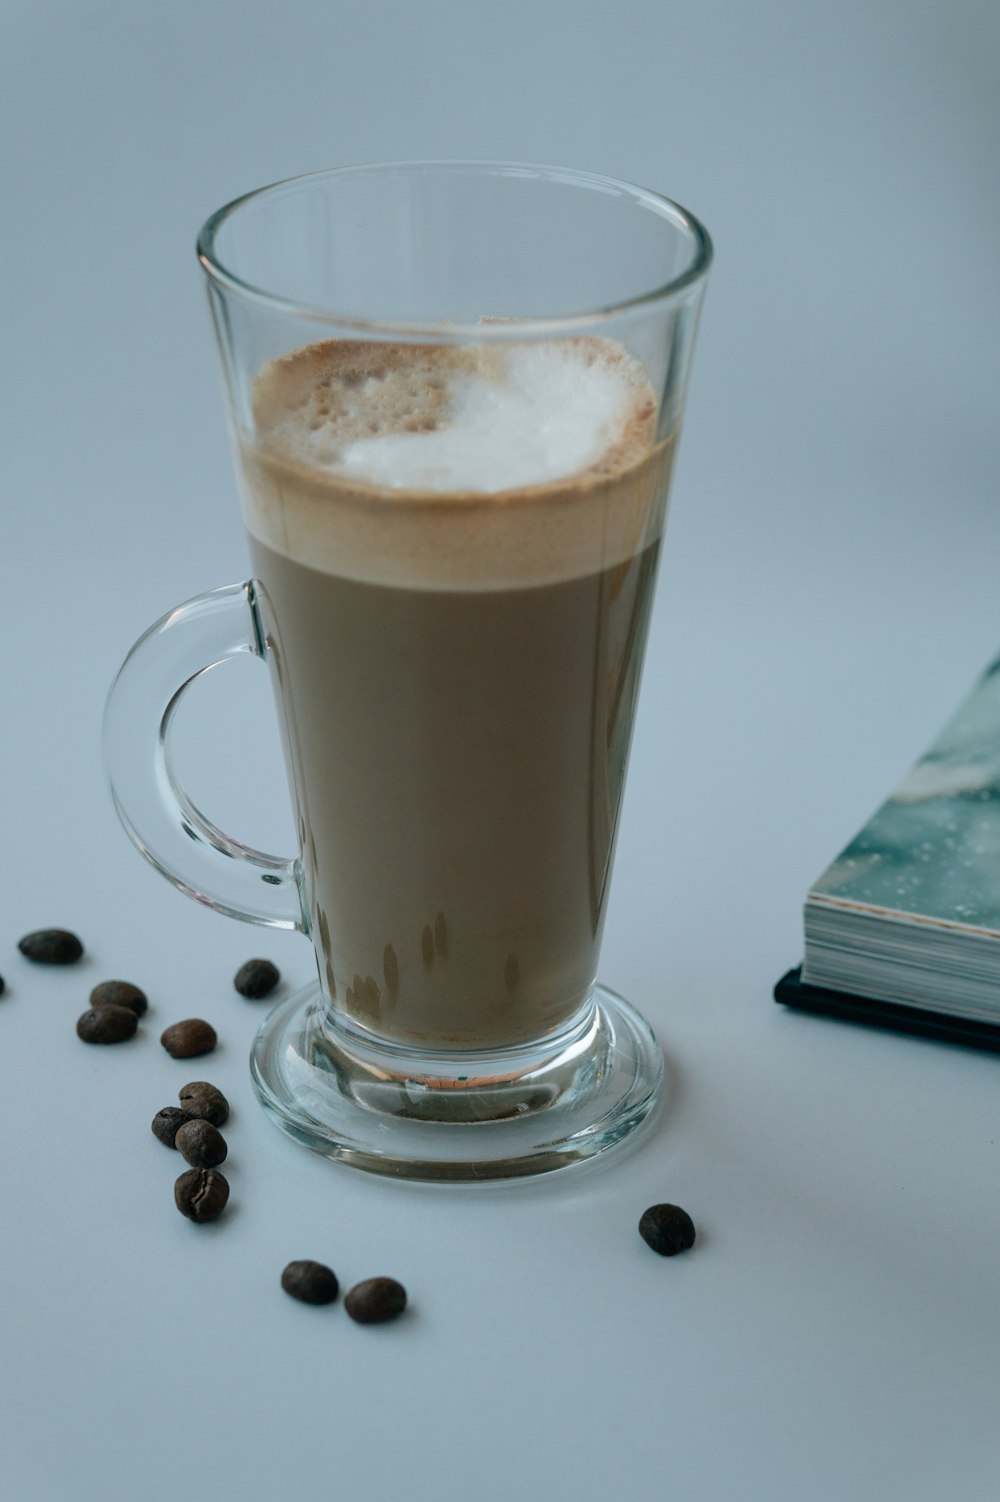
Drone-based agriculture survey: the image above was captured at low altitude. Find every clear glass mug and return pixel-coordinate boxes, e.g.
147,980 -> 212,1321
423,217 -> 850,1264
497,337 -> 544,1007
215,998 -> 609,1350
103,162 -> 711,1180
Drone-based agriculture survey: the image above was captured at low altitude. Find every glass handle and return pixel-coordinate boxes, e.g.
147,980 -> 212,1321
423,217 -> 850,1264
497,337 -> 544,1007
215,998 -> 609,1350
102,581 -> 305,931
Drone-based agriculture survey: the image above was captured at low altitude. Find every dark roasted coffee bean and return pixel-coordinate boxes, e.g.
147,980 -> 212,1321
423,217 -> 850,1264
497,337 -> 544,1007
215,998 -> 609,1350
160,1019 -> 217,1058
233,958 -> 280,999
0,974 -> 5,996
151,1107 -> 190,1147
19,929 -> 84,964
344,1277 -> 407,1325
281,1260 -> 339,1305
177,1081 -> 229,1127
174,1167 -> 229,1222
76,1005 -> 138,1044
90,980 -> 148,1017
175,1118 -> 228,1169
638,1203 -> 696,1257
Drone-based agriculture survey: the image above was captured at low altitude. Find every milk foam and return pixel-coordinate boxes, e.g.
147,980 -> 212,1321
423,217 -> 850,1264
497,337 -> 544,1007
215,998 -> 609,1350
320,345 -> 637,492
240,338 -> 674,589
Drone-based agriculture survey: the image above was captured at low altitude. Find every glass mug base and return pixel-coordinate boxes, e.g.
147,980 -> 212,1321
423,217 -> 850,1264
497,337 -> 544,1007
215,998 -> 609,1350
249,982 -> 664,1181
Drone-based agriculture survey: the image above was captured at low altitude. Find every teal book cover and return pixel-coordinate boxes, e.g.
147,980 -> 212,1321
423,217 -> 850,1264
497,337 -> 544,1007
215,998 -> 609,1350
777,653 -> 1000,1047
809,652 -> 1000,932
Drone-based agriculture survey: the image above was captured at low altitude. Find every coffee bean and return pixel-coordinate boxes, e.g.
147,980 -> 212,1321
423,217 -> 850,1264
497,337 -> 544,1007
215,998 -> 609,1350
151,1107 -> 190,1147
90,980 -> 147,1017
19,929 -> 84,964
344,1277 -> 407,1325
76,1005 -> 138,1044
174,1167 -> 229,1223
175,1118 -> 228,1169
160,1019 -> 217,1059
638,1203 -> 696,1257
0,974 -> 5,996
233,958 -> 280,999
281,1260 -> 339,1305
177,1081 -> 229,1127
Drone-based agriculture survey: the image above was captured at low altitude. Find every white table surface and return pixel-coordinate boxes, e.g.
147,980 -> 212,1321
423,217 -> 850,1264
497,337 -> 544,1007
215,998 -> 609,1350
4,3 -> 1000,1499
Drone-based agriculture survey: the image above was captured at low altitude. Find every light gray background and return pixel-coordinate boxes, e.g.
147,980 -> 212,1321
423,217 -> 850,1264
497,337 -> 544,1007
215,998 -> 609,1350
3,2 -> 999,1499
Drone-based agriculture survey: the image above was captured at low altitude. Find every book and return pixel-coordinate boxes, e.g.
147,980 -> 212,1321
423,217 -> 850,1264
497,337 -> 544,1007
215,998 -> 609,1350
776,651 -> 1000,1049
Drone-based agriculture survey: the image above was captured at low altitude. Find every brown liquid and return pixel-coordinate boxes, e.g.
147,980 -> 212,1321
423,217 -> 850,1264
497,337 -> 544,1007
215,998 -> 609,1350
239,339 -> 673,1050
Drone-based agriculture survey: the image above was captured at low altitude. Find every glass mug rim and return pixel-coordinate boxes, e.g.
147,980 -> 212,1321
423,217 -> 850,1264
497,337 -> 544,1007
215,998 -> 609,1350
196,158 -> 713,339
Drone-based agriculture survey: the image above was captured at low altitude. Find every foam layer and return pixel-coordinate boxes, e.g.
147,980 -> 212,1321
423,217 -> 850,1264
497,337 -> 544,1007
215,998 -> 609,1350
261,341 -> 644,493
238,338 -> 675,589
